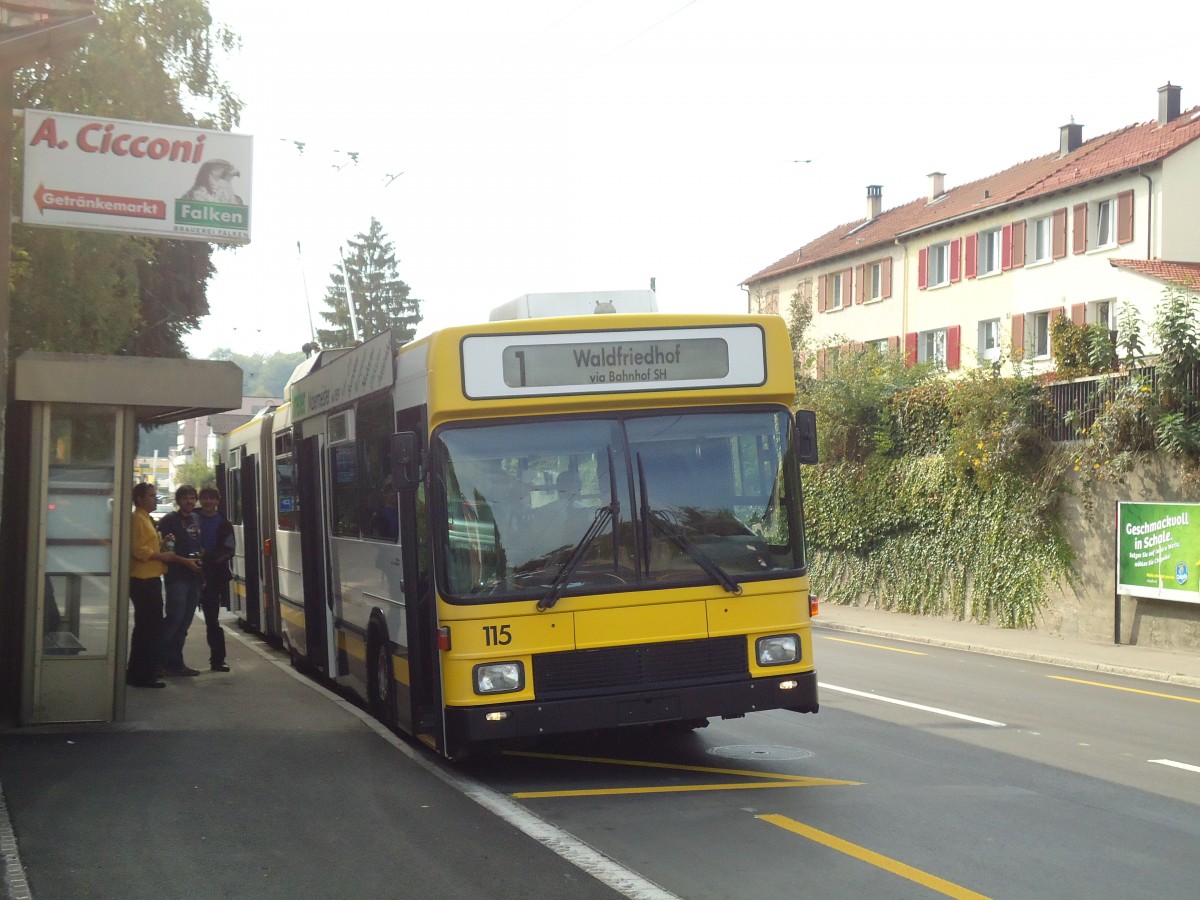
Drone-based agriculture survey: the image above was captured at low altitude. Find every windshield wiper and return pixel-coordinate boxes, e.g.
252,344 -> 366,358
537,503 -> 616,611
648,508 -> 743,596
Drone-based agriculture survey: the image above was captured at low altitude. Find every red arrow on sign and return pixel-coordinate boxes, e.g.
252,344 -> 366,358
34,183 -> 166,220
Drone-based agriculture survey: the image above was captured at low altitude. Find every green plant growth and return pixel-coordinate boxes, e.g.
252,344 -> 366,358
1050,316 -> 1117,379
801,346 -> 1073,629
174,455 -> 215,490
1067,288 -> 1200,483
798,285 -> 1200,628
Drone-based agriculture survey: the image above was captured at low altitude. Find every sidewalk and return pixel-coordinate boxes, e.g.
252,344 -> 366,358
815,602 -> 1200,689
0,617 -> 627,900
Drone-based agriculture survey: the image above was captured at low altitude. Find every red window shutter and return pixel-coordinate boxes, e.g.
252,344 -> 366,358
817,275 -> 827,313
1011,315 -> 1025,355
852,341 -> 864,352
1052,305 -> 1065,322
1001,224 -> 1013,271
947,325 -> 961,370
882,258 -> 893,298
918,247 -> 929,290
887,335 -> 900,352
855,265 -> 865,304
816,348 -> 827,379
1072,203 -> 1088,254
1117,189 -> 1134,245
842,268 -> 853,308
965,234 -> 978,279
950,238 -> 962,283
904,332 -> 918,367
1011,220 -> 1026,268
1071,303 -> 1087,325
1052,208 -> 1067,259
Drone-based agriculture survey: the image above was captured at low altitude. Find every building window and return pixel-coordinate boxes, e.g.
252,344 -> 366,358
1031,215 -> 1052,263
828,272 -> 843,310
764,289 -> 779,315
978,319 -> 1001,363
928,242 -> 950,288
1029,311 -> 1051,358
1094,198 -> 1116,248
869,262 -> 883,301
919,328 -> 948,368
865,338 -> 889,354
1092,300 -> 1113,328
978,228 -> 1002,276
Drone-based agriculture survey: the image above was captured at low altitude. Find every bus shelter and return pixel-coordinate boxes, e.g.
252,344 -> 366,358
4,351 -> 241,725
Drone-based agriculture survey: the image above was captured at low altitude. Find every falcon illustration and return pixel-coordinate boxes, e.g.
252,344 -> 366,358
181,160 -> 244,204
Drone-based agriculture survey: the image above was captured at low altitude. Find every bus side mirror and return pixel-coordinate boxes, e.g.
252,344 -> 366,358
794,409 -> 818,465
390,432 -> 421,490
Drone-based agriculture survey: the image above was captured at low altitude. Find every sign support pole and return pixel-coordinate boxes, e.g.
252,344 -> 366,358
1113,501 -> 1121,645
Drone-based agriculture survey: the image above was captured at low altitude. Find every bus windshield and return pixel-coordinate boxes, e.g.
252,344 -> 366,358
434,408 -> 803,602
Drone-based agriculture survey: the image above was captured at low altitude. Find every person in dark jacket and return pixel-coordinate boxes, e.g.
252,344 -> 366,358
197,486 -> 235,672
157,485 -> 204,676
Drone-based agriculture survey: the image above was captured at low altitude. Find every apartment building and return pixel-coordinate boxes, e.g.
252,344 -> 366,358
742,84 -> 1200,375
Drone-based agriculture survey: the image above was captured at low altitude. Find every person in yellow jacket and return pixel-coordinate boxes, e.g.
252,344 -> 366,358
128,482 -> 192,688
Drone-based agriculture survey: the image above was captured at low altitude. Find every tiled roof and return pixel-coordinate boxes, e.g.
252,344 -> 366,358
1108,258 -> 1200,291
744,105 -> 1200,285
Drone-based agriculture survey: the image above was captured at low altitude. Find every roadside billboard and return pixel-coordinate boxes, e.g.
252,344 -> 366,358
21,109 -> 252,244
1116,501 -> 1200,603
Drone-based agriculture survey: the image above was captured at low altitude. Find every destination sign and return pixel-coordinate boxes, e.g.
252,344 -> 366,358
461,325 -> 766,399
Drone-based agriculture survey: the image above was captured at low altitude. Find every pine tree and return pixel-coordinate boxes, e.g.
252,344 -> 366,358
317,218 -> 422,347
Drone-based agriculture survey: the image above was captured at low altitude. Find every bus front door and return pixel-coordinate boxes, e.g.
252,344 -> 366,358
296,434 -> 331,674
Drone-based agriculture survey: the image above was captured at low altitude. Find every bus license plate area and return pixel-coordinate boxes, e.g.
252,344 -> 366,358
618,695 -> 680,725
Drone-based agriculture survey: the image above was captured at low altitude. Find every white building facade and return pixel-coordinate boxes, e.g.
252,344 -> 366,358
743,84 -> 1200,377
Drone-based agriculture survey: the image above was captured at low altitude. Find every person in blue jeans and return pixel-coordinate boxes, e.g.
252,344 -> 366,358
197,486 -> 235,672
157,484 -> 204,676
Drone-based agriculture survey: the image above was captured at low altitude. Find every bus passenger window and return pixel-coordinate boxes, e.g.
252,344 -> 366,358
329,444 -> 359,537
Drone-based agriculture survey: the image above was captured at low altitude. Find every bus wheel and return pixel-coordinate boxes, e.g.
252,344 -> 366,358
369,632 -> 397,731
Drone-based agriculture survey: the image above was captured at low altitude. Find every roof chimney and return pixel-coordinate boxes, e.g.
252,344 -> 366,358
1059,120 -> 1083,157
866,184 -> 882,219
927,172 -> 945,202
1158,82 -> 1182,125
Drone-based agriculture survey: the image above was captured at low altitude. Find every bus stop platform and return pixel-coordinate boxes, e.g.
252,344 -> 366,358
3,605 -> 1200,899
0,615 -> 626,900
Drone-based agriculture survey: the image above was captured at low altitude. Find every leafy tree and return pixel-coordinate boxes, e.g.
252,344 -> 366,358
10,0 -> 242,359
174,455 -> 214,490
207,348 -> 306,398
317,217 -> 422,347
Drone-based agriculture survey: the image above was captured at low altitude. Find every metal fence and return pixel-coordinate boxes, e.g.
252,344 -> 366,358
1035,365 -> 1200,442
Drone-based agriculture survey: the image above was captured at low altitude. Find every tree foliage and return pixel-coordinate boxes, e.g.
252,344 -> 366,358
317,217 -> 422,347
10,0 -> 242,359
207,348 -> 306,398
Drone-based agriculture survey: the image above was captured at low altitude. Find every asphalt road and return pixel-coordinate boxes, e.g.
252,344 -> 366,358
462,627 -> 1200,899
5,622 -> 1198,900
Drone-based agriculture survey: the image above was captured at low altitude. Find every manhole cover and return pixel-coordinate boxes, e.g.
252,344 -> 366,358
708,744 -> 813,761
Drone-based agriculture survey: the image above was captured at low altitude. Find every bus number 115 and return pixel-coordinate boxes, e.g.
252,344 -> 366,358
483,624 -> 512,646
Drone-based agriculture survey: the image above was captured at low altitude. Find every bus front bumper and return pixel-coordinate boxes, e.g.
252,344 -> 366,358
444,671 -> 818,747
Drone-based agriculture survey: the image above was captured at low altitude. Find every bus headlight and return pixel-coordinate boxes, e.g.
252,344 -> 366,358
756,634 -> 800,666
474,662 -> 524,694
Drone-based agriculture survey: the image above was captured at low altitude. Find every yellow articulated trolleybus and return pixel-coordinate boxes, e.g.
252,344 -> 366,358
221,311 -> 819,758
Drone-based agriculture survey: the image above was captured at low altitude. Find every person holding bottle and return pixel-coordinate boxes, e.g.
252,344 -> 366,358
127,482 -> 184,688
156,484 -> 204,676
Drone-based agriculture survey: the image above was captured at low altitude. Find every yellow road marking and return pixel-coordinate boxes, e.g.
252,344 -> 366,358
1047,675 -> 1200,704
823,635 -> 927,655
515,779 -> 856,799
758,815 -> 991,900
505,751 -> 860,798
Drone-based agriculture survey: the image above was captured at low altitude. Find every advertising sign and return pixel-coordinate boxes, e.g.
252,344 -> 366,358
22,110 -> 252,244
1116,501 -> 1200,603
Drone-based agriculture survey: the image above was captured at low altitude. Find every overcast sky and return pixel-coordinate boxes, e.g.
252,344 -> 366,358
186,0 -> 1199,358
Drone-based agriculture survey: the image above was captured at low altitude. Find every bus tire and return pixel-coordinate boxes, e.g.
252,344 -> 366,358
369,629 -> 397,731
